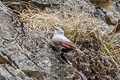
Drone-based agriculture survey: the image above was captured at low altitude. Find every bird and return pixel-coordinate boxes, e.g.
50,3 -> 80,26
50,25 -> 75,64
51,25 -> 75,52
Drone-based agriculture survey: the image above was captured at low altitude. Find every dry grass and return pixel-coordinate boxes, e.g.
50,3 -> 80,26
19,3 -> 99,42
18,2 -> 111,48
91,0 -> 112,10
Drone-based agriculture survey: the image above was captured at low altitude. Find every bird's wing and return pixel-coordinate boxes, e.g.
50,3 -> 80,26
52,34 -> 74,48
52,34 -> 72,43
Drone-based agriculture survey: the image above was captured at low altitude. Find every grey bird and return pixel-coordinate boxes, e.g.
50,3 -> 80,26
52,25 -> 74,52
51,25 -> 75,64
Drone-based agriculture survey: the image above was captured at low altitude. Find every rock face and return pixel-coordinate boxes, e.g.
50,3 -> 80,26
0,9 -> 81,80
0,0 -> 120,80
115,1 -> 120,12
0,2 -> 80,80
0,2 -> 51,79
0,73 -> 6,80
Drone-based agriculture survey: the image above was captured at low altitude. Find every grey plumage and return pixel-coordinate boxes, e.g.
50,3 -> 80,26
52,27 -> 73,45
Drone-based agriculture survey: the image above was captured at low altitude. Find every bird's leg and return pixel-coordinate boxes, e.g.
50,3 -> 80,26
59,47 -> 69,64
60,52 -> 70,64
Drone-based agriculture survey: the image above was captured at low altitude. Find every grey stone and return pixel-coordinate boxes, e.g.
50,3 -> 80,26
0,73 -> 6,80
116,1 -> 120,12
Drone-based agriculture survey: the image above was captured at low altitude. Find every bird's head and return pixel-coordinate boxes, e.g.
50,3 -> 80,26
54,27 -> 64,34
51,24 -> 64,35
